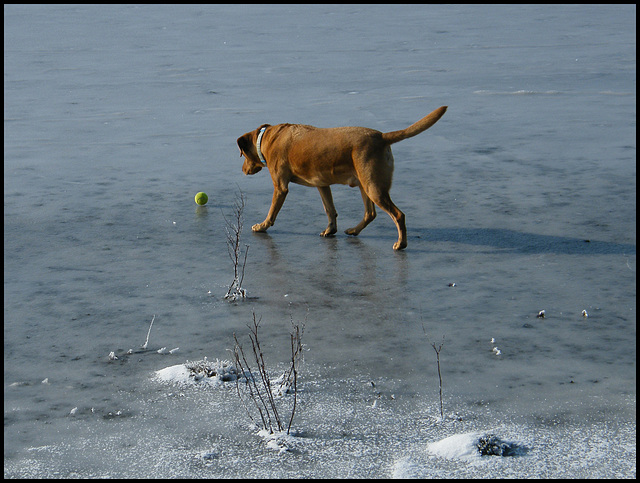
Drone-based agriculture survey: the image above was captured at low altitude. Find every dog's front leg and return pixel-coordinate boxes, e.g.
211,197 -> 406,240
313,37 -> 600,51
252,186 -> 288,232
317,186 -> 338,237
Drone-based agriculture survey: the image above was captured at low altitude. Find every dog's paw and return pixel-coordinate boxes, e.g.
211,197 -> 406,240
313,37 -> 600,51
252,223 -> 268,232
320,227 -> 337,237
393,240 -> 407,250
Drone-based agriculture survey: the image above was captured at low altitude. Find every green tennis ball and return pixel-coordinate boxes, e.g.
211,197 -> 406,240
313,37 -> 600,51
194,192 -> 208,205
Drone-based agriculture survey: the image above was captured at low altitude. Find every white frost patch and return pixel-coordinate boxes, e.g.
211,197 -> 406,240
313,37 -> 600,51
195,449 -> 219,466
256,429 -> 299,454
427,431 -> 527,461
391,455 -> 418,478
427,432 -> 485,461
154,364 -> 191,383
153,358 -> 239,387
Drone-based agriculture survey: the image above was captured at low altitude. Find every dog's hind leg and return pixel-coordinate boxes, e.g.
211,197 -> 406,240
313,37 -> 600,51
345,186 -> 377,237
317,186 -> 338,236
364,187 -> 406,250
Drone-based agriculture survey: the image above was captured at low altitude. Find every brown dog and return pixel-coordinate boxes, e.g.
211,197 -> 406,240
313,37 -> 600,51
237,106 -> 447,250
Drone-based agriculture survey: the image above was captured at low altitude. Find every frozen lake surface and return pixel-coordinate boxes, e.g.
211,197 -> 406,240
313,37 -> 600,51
4,4 -> 636,478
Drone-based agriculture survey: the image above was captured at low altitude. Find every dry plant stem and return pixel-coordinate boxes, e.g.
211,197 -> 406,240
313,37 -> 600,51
248,315 -> 283,431
287,323 -> 303,434
233,317 -> 275,431
142,314 -> 156,349
232,312 -> 304,435
223,191 -> 249,299
431,338 -> 445,419
233,333 -> 265,429
423,325 -> 445,420
233,313 -> 282,433
238,246 -> 249,290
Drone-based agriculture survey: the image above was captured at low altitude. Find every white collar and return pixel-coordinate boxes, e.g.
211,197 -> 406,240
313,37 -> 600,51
256,127 -> 267,165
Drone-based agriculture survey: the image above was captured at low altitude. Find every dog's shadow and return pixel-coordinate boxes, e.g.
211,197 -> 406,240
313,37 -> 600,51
413,227 -> 636,255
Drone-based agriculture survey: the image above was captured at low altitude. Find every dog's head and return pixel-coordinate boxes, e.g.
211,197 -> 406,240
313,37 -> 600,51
237,124 -> 270,175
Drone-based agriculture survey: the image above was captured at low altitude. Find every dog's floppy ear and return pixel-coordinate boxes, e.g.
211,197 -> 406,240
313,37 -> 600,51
237,133 -> 252,156
237,124 -> 271,156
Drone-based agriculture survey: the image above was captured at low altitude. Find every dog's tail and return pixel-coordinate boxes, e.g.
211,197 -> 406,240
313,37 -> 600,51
381,106 -> 447,145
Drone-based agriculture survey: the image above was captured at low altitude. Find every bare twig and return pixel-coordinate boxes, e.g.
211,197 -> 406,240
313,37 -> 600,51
431,337 -> 445,420
233,333 -> 263,429
423,325 -> 445,419
287,323 -> 303,434
141,315 -> 156,349
232,312 -> 304,435
223,191 -> 249,300
248,315 -> 282,431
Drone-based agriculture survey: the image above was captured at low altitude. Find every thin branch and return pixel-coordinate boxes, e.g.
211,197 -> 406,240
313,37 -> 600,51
248,316 -> 283,431
141,314 -> 156,349
430,335 -> 445,419
232,338 -> 258,427
232,312 -> 304,436
222,191 -> 249,300
233,332 -> 269,430
287,323 -> 303,434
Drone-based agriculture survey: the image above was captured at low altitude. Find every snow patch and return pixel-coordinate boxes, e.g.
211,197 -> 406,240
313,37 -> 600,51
391,456 -> 418,478
427,432 -> 485,460
154,358 -> 240,387
427,431 -> 527,461
256,429 -> 300,454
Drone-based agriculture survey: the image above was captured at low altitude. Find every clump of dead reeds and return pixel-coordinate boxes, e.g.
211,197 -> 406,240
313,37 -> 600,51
232,312 -> 304,435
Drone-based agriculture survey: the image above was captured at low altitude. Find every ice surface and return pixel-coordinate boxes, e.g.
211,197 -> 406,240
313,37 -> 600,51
4,4 -> 636,478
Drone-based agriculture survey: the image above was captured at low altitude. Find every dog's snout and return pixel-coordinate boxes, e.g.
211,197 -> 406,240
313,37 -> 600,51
242,159 -> 262,175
